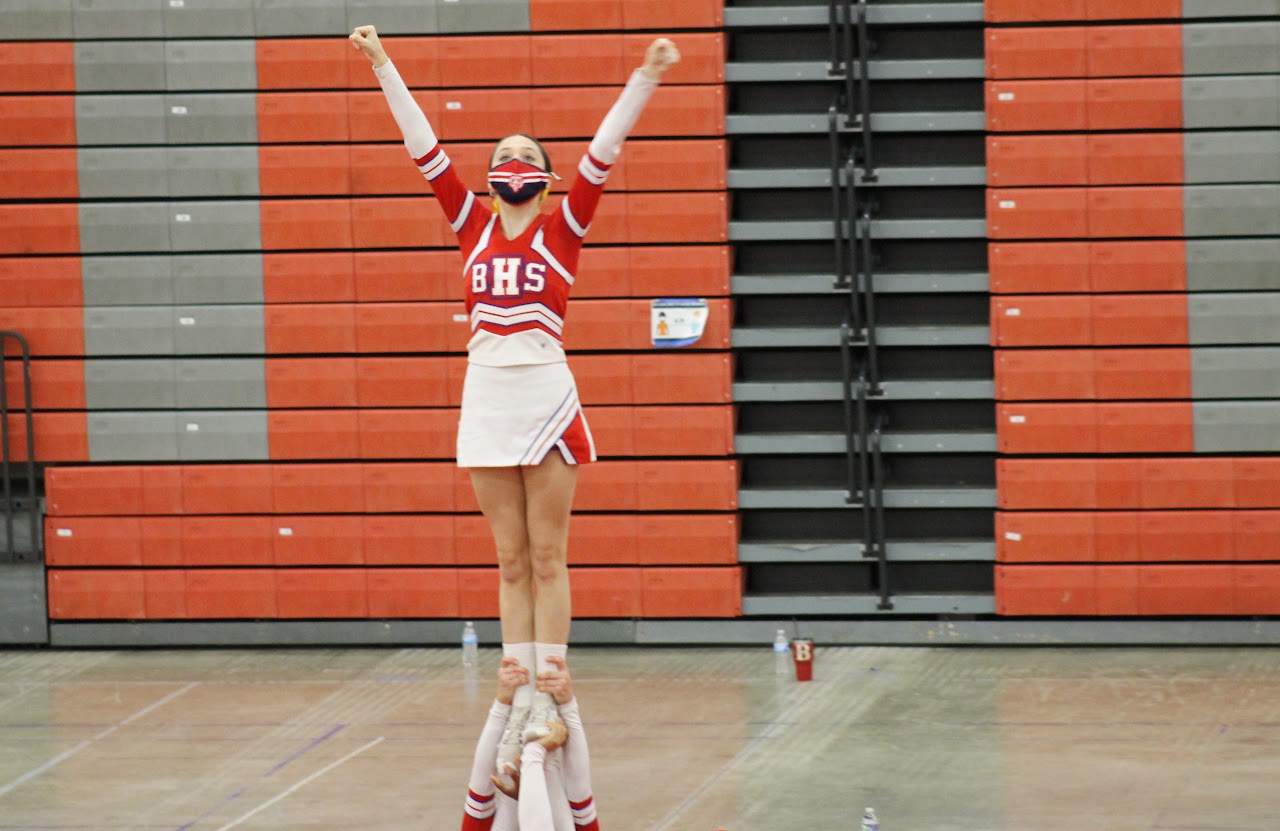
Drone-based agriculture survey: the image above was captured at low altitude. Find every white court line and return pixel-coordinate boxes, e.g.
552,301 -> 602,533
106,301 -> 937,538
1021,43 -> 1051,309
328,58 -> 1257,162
211,736 -> 385,831
0,681 -> 198,799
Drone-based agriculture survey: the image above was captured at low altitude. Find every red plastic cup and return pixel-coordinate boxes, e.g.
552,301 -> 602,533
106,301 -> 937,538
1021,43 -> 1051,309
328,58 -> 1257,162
791,638 -> 814,681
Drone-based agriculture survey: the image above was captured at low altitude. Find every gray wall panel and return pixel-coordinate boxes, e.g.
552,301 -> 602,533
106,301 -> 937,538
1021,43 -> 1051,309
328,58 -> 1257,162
347,0 -> 439,33
174,305 -> 266,354
1182,0 -> 1280,15
438,0 -> 527,32
5,0 -> 73,38
1184,185 -> 1280,237
75,95 -> 167,146
72,0 -> 163,39
85,359 -> 177,409
172,254 -> 264,304
254,0 -> 347,35
79,203 -> 172,253
167,147 -> 260,198
1191,347 -> 1280,399
1188,294 -> 1280,345
164,0 -> 256,37
165,94 -> 258,145
74,41 -> 166,92
165,41 -> 258,91
1186,240 -> 1280,291
1184,23 -> 1280,76
176,359 -> 267,408
88,413 -> 178,461
82,255 -> 174,306
1193,402 -> 1280,453
84,307 -> 176,356
168,201 -> 262,252
1183,76 -> 1280,129
77,148 -> 168,199
1184,131 -> 1280,184
178,411 -> 269,460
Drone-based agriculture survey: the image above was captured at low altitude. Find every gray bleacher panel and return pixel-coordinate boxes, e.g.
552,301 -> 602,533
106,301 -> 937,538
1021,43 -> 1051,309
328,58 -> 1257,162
1182,0 -> 1280,15
1192,348 -> 1280,399
84,359 -> 177,409
1184,185 -> 1280,237
1186,240 -> 1280,291
176,359 -> 268,409
347,0 -> 439,33
72,0 -> 163,39
84,307 -> 176,356
254,0 -> 347,36
88,413 -> 178,462
173,305 -> 266,354
165,41 -> 259,91
437,0 -> 527,33
168,201 -> 262,252
82,255 -> 174,306
79,203 -> 172,254
167,148 -> 260,198
75,95 -> 167,146
73,41 -> 166,92
164,0 -> 256,37
1184,132 -> 1280,184
165,94 -> 258,145
5,0 -> 73,38
77,148 -> 169,199
1188,294 -> 1280,345
172,254 -> 264,304
178,411 -> 269,460
1183,76 -> 1280,129
1183,23 -> 1280,76
1193,402 -> 1280,453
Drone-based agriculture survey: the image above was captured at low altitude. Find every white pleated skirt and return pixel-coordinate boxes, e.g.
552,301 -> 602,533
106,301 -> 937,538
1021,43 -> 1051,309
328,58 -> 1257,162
456,361 -> 597,468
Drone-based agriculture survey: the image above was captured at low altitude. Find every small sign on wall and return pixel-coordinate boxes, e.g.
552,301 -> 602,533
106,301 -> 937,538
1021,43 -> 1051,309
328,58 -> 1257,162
651,298 -> 708,348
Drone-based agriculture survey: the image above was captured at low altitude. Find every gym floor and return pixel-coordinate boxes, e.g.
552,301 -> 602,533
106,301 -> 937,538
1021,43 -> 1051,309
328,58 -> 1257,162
0,645 -> 1274,830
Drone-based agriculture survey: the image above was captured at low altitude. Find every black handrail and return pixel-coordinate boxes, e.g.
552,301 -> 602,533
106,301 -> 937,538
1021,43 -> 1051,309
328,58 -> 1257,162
870,412 -> 892,610
857,201 -> 881,393
855,0 -> 877,181
1,331 -> 39,565
829,103 -> 848,291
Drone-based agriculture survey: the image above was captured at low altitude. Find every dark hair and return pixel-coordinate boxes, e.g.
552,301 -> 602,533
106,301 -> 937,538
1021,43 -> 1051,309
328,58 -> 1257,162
492,133 -> 552,174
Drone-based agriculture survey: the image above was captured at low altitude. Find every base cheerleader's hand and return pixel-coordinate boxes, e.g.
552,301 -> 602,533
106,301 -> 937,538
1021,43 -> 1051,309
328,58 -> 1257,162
640,37 -> 681,80
350,25 -> 389,69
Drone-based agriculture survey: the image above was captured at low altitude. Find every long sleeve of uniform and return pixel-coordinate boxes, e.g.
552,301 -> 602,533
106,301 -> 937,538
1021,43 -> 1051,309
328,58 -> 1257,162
373,58 -> 485,244
558,699 -> 600,829
517,743 -> 557,831
459,701 -> 512,831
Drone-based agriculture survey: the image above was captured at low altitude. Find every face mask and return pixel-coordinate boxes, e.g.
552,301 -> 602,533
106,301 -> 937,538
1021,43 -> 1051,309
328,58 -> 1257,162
488,159 -> 551,205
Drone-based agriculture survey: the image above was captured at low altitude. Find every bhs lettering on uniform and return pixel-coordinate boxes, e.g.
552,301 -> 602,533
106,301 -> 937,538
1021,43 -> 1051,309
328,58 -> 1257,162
472,257 -> 548,297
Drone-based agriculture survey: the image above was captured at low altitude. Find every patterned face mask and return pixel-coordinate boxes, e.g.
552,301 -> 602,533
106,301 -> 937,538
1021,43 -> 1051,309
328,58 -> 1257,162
487,159 -> 552,205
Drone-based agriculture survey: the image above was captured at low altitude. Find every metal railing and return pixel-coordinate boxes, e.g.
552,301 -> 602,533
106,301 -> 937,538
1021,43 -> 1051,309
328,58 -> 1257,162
1,331 -> 39,565
827,0 -> 876,181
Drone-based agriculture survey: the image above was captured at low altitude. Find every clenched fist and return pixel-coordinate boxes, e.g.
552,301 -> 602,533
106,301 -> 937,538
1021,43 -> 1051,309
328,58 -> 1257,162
640,37 -> 680,81
350,25 -> 389,68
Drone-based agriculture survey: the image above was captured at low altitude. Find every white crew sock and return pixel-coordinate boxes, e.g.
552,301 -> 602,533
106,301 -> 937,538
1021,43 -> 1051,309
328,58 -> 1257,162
503,641 -> 537,708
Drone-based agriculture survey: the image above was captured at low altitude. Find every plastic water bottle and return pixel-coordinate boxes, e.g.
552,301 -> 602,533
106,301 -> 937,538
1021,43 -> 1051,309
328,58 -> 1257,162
461,621 -> 478,667
772,629 -> 790,674
860,807 -> 879,831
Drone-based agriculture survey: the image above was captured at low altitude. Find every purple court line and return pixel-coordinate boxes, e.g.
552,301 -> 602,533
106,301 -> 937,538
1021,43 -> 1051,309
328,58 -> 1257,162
173,724 -> 346,831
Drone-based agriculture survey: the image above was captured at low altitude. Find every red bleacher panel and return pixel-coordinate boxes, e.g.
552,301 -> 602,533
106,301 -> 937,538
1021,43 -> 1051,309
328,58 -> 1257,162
1094,349 -> 1192,399
139,517 -> 182,566
998,459 -> 1098,509
0,258 -> 83,307
1090,241 -> 1185,292
1236,512 -> 1280,560
1235,458 -> 1280,509
264,304 -> 357,354
145,570 -> 186,618
621,0 -> 723,28
624,140 -> 728,192
622,33 -> 725,85
1093,459 -> 1142,509
349,143 -> 426,195
181,516 -> 273,566
45,517 -> 144,567
1089,187 -> 1183,237
580,193 -> 629,243
185,569 -> 277,618
256,38 -> 351,90
566,462 -> 638,512
356,357 -> 451,407
357,409 -> 455,459
636,514 -> 738,565
272,515 -> 364,565
567,298 -> 731,351
258,92 -> 350,143
1088,25 -> 1182,78
0,205 -> 79,256
1088,134 -> 1182,185
453,514 -> 493,565
1140,565 -> 1234,615
0,307 -> 84,357
532,86 -> 723,139
1092,294 -> 1187,345
532,34 -> 626,86
986,81 -> 1087,132
364,462 -> 455,512
457,567 -> 500,618
438,89 -> 530,140
1236,567 -> 1280,615
1140,459 -> 1234,509
438,36 -> 532,89
985,0 -> 1086,22
367,568 -> 460,617
1097,403 -> 1194,453
998,403 -> 1098,454
5,412 -> 87,462
277,568 -> 369,618
351,197 -> 449,249
996,511 -> 1097,563
0,42 -> 75,92
989,242 -> 1090,294
0,149 -> 78,199
12,359 -> 86,409
263,253 -> 356,303
632,353 -> 733,403
0,96 -> 76,146
260,200 -> 354,250
1094,513 -> 1140,562
634,405 -> 735,456
627,193 -> 728,243
268,409 -> 361,459
1085,0 -> 1180,20
182,464 -> 271,514
563,515 -> 640,565
995,350 -> 1095,400
48,570 -> 146,620
530,0 -> 623,31
272,463 -> 357,514
642,566 -> 742,617
1088,78 -> 1182,130
572,567 -> 643,617
348,90 -> 439,142
637,461 -> 737,510
991,295 -> 1092,346
265,357 -> 359,408
987,188 -> 1088,239
986,136 -> 1087,186
1139,511 -> 1234,562
355,303 -> 455,353
366,38 -> 442,89
996,564 -> 1097,615
353,251 -> 459,302
257,144 -> 351,196
364,515 -> 456,565
985,27 -> 1087,80
45,466 -> 174,516
586,407 -> 634,456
